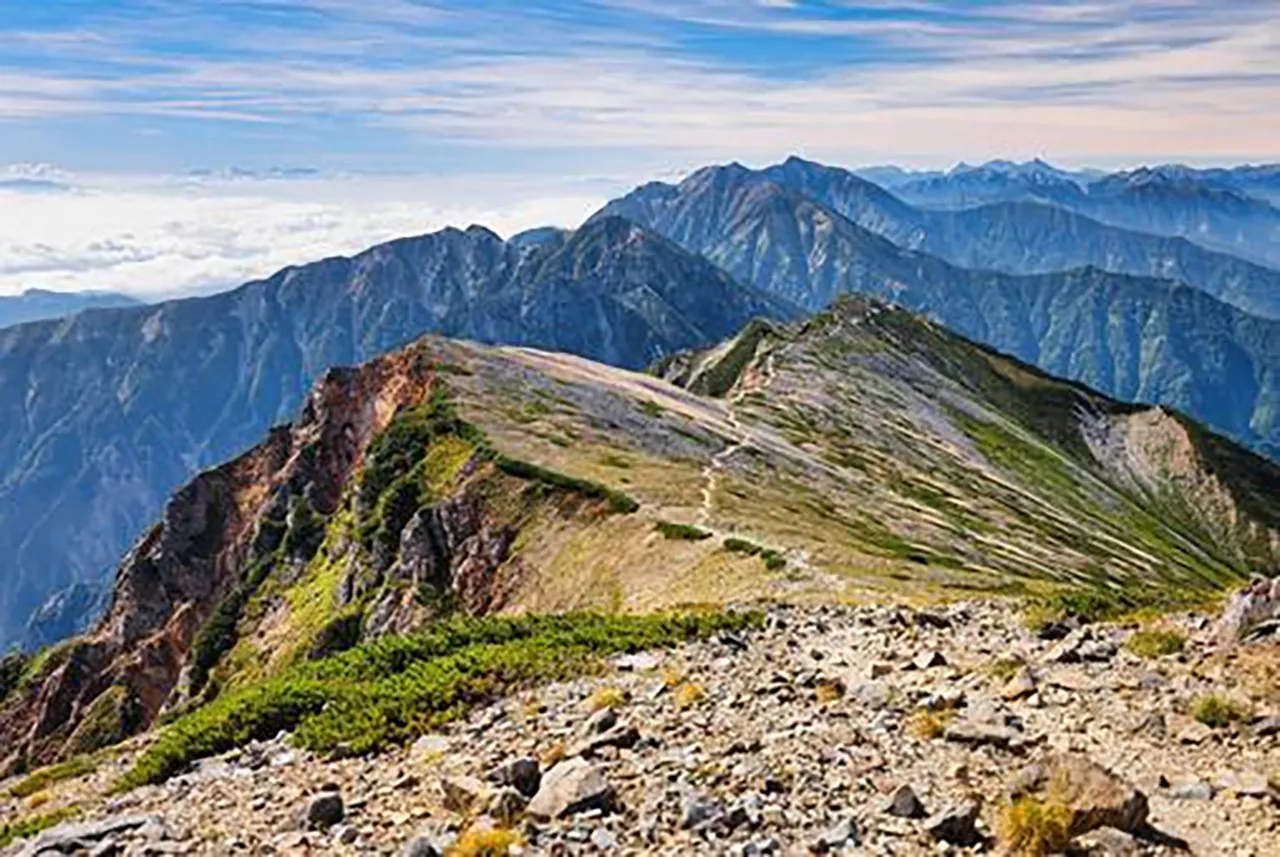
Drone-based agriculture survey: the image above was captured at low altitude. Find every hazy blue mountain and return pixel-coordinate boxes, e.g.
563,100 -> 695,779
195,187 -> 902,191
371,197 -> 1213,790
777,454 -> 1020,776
0,288 -> 140,329
888,158 -> 1092,209
891,161 -> 1280,268
851,164 -> 943,188
595,163 -> 1280,460
0,216 -> 794,647
763,156 -> 1280,320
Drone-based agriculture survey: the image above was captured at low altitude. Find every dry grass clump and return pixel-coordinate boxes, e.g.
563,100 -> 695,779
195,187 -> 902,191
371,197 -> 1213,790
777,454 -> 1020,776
586,685 -> 629,712
988,657 -> 1025,682
674,682 -> 708,708
997,798 -> 1073,855
447,825 -> 522,857
538,741 -> 567,768
905,707 -> 956,740
815,678 -> 845,704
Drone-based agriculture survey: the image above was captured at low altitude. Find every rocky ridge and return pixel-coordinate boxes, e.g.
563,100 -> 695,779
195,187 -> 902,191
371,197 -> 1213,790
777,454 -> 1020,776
5,295 -> 1279,775
4,599 -> 1279,855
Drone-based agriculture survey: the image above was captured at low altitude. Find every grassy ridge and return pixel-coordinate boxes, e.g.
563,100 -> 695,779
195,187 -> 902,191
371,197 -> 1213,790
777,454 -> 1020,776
119,610 -> 759,790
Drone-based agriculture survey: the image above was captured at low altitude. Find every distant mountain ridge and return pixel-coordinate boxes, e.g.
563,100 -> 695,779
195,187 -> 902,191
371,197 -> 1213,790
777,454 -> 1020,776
883,158 -> 1280,267
763,156 -> 1280,320
0,288 -> 140,329
0,217 -> 793,647
595,161 -> 1280,460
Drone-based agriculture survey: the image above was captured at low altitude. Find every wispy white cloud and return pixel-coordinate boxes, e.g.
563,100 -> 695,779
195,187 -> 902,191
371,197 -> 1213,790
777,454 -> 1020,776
0,170 -> 612,297
0,0 -> 1276,299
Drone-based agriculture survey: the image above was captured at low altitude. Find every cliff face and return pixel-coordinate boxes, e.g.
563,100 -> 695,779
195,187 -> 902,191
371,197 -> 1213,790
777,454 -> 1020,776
6,297 -> 1280,772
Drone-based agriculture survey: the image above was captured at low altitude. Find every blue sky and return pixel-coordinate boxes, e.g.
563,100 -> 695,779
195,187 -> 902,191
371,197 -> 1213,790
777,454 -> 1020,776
0,0 -> 1277,297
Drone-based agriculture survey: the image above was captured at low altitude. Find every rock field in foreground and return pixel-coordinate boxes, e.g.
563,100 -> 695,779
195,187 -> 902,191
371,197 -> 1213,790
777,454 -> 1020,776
4,600 -> 1279,856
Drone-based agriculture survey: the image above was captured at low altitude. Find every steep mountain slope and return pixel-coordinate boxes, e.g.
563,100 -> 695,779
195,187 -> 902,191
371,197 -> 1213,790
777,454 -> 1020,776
765,156 -> 1280,320
596,165 -> 1280,460
891,161 -> 1280,267
3,296 -> 1277,771
0,289 -> 140,330
0,217 -> 793,648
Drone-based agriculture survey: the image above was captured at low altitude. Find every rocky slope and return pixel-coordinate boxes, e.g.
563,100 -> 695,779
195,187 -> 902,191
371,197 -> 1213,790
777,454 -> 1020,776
3,295 -> 1278,780
764,156 -> 1280,320
4,599 -> 1280,855
596,164 -> 1280,460
0,217 -> 792,648
0,289 -> 140,330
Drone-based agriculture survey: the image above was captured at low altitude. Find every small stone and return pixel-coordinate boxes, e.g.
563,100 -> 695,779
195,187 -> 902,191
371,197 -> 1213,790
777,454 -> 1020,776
1216,770 -> 1273,798
1168,714 -> 1214,745
884,784 -> 927,819
867,662 -> 892,680
526,758 -> 616,819
811,817 -> 860,852
924,687 -> 965,711
1252,716 -> 1280,737
944,718 -> 1020,749
924,800 -> 981,846
491,756 -> 542,798
401,833 -> 444,857
411,734 -> 450,759
303,792 -> 345,829
1168,779 -> 1216,800
487,786 -> 529,825
614,651 -> 662,671
590,827 -> 619,850
332,825 -> 359,846
1002,666 -> 1037,701
913,650 -> 947,670
441,775 -> 491,813
1071,826 -> 1140,855
681,795 -> 724,830
568,723 -> 641,758
583,707 -> 618,735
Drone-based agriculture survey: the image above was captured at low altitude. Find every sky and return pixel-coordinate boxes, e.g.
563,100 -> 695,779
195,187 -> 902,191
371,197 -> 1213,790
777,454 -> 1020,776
0,0 -> 1278,298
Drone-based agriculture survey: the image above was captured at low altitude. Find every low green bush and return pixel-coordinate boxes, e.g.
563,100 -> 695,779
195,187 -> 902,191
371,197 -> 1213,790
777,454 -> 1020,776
723,538 -> 762,556
119,610 -> 759,790
8,756 -> 97,798
1125,629 -> 1186,658
654,521 -> 711,541
0,651 -> 29,705
1192,694 -> 1250,728
494,456 -> 638,514
0,808 -> 79,848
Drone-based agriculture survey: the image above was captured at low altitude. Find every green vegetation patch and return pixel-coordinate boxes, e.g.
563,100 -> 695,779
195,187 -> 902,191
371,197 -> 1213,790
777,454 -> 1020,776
0,808 -> 80,849
1192,694 -> 1251,728
68,685 -> 141,755
1024,585 -> 1208,634
722,538 -> 785,570
654,521 -> 711,541
8,755 -> 97,798
494,456 -> 638,514
1125,629 -> 1186,659
0,651 -> 29,705
120,610 -> 759,790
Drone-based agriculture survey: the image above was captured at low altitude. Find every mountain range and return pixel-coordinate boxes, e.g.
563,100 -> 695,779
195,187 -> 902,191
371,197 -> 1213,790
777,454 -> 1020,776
5,293 -> 1277,769
867,159 -> 1280,268
0,217 -> 791,648
0,289 -> 140,330
1,154 -> 1279,651
597,160 -> 1280,457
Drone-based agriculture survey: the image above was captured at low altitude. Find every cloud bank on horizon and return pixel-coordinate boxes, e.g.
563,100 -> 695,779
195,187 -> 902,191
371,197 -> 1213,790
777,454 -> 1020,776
0,0 -> 1277,297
